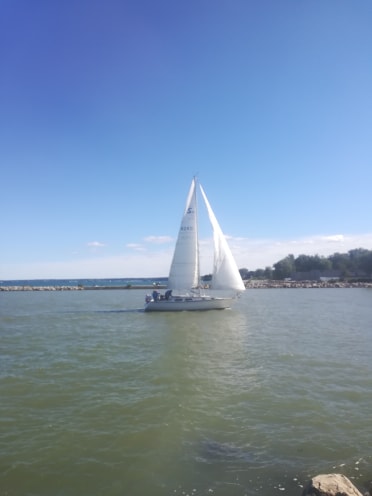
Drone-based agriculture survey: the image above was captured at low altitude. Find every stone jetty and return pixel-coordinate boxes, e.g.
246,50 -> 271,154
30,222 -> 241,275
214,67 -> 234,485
0,285 -> 84,291
0,284 -> 167,291
245,280 -> 372,289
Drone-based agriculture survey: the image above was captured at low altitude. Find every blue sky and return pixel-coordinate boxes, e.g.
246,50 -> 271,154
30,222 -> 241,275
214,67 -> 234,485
1,0 -> 371,280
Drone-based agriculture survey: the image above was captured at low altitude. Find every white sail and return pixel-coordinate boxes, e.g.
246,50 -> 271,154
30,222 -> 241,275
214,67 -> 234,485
199,184 -> 245,292
144,178 -> 245,311
167,178 -> 200,291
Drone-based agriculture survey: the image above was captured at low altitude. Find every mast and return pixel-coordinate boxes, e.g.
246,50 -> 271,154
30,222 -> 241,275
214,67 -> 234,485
194,176 -> 201,290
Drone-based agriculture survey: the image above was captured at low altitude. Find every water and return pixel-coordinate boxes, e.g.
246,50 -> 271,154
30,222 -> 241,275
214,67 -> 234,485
1,288 -> 371,496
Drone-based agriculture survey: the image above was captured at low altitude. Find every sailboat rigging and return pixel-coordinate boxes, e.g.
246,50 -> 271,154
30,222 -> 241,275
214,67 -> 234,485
144,177 -> 245,311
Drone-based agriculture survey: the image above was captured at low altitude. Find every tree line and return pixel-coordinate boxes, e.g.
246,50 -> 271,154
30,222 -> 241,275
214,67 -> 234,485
238,248 -> 372,281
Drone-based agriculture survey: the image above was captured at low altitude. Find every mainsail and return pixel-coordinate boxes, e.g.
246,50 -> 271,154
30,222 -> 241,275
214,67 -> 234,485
167,178 -> 200,291
199,184 -> 245,292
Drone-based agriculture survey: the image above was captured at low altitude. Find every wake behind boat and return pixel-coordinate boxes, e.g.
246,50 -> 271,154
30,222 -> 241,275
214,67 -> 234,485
144,178 -> 245,312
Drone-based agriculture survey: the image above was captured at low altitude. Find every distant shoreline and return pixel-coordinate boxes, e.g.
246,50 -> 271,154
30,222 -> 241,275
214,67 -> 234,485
0,285 -> 167,291
244,280 -> 372,289
1,281 -> 371,291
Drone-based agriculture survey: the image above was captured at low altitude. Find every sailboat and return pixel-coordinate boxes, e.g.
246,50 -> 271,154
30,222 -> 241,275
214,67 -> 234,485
144,177 -> 245,311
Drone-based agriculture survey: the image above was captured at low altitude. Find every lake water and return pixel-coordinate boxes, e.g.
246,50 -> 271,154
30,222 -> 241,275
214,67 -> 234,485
1,288 -> 371,496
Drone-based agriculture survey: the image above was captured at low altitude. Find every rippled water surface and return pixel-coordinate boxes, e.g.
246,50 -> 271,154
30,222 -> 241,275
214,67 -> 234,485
1,288 -> 371,496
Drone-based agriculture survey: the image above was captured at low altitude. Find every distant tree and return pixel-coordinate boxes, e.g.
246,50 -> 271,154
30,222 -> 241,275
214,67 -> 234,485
328,249 -> 372,277
253,268 -> 266,279
273,254 -> 295,280
239,268 -> 250,280
294,254 -> 313,272
348,248 -> 370,273
240,248 -> 372,281
329,252 -> 350,272
264,266 -> 273,279
294,254 -> 331,272
359,251 -> 372,278
312,254 -> 332,271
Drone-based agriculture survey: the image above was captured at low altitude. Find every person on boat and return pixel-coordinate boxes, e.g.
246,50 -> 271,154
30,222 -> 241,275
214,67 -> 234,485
152,290 -> 159,301
165,289 -> 172,300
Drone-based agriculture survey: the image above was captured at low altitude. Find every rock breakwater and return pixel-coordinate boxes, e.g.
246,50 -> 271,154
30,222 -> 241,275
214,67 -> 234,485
0,285 -> 167,291
0,285 -> 84,291
245,280 -> 372,289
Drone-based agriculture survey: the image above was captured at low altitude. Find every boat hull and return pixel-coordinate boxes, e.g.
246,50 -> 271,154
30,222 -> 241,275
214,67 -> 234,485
144,296 -> 233,312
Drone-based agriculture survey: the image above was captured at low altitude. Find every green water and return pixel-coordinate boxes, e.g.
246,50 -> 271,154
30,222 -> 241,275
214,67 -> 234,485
1,289 -> 371,496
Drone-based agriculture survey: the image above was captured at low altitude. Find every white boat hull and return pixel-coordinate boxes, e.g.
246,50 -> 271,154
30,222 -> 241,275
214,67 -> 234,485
144,296 -> 233,312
